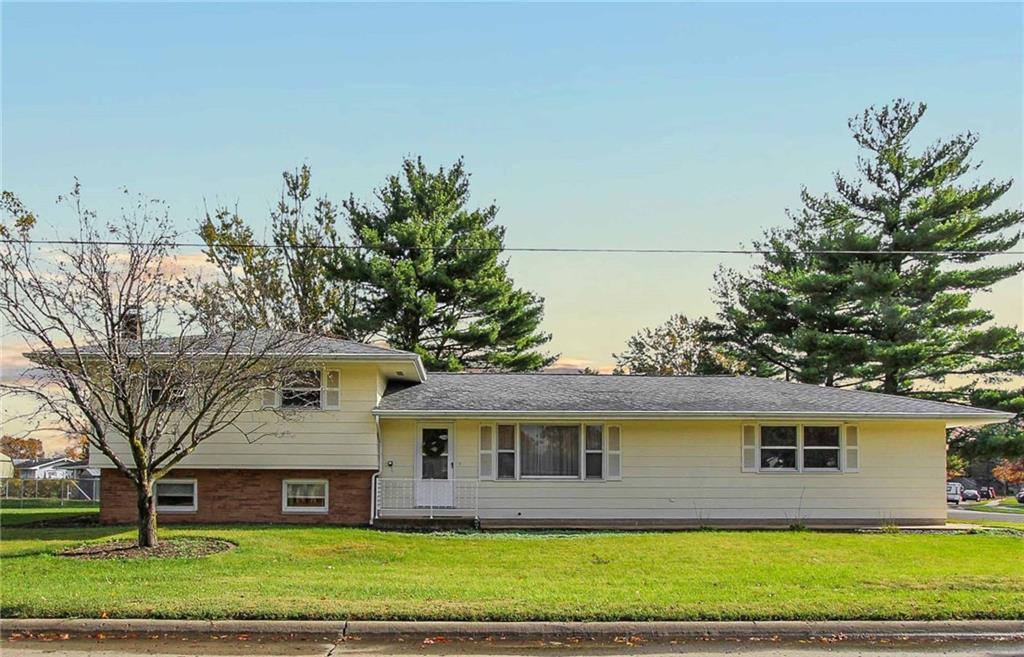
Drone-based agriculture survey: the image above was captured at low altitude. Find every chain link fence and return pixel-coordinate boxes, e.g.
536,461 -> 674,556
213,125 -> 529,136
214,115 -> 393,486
0,477 -> 100,505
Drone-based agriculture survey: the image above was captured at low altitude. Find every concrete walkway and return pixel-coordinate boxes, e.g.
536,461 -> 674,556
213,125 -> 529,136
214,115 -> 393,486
5,635 -> 1024,657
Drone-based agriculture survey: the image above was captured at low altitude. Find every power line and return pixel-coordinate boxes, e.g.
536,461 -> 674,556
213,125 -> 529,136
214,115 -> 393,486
1,238 -> 1022,256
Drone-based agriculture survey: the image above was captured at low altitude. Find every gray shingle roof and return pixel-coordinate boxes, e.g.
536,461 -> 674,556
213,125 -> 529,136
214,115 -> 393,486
377,373 -> 1012,422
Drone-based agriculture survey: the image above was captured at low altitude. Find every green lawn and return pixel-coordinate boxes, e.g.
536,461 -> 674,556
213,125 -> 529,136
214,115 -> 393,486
0,499 -> 99,526
2,521 -> 1022,621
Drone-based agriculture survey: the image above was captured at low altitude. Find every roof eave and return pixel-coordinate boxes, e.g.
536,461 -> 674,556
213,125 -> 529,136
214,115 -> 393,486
371,408 -> 1013,427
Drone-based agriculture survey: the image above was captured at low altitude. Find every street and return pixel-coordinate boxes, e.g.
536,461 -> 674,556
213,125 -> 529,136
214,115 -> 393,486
3,636 -> 1024,657
947,504 -> 1024,524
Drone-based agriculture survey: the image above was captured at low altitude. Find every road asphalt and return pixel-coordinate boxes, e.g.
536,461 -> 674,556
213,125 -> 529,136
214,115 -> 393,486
947,506 -> 1024,523
4,635 -> 1024,657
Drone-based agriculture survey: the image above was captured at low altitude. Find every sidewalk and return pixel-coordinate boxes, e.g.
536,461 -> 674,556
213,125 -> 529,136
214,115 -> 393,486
3,619 -> 1023,641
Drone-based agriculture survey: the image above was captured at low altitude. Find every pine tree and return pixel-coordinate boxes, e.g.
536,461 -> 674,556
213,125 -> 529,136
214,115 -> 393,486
716,100 -> 1023,400
334,157 -> 554,371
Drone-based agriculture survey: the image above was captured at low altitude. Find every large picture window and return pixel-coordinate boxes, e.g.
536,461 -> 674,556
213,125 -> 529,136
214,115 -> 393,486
482,423 -> 620,481
520,424 -> 580,477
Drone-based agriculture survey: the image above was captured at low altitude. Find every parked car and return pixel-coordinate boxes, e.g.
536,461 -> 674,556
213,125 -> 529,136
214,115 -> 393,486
947,482 -> 963,504
979,487 -> 993,499
1016,490 -> 1024,504
962,489 -> 981,502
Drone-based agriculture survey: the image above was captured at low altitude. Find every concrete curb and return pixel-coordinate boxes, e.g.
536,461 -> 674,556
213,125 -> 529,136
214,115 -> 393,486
2,619 -> 1023,641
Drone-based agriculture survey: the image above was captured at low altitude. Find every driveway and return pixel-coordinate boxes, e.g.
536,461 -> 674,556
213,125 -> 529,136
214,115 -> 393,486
5,636 -> 1024,657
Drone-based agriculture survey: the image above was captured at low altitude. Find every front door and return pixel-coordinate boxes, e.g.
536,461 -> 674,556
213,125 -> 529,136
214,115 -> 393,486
415,425 -> 454,508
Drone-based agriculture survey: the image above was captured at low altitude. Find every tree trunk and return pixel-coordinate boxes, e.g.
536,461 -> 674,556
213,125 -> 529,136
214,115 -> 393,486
882,371 -> 899,395
136,483 -> 158,548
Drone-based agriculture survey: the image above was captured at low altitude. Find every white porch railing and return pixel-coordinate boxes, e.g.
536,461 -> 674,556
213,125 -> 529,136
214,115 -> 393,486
375,478 -> 479,519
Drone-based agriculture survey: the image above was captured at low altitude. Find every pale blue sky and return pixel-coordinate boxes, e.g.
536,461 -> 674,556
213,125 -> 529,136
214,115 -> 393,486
3,2 -> 1022,370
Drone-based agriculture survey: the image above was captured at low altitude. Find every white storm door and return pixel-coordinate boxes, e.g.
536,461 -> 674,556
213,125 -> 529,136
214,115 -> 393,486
415,424 -> 454,508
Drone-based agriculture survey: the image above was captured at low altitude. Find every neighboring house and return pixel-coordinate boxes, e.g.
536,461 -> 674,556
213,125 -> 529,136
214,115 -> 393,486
0,453 -> 14,479
14,456 -> 79,479
85,334 -> 1011,528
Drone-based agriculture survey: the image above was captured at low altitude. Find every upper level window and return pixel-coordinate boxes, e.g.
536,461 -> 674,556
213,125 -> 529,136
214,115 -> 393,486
148,371 -> 185,408
281,370 -> 322,409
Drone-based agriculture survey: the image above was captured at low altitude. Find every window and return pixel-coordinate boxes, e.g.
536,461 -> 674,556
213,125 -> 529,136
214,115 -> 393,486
280,370 -> 322,409
148,372 -> 185,408
759,426 -> 798,470
755,424 -> 845,473
155,479 -> 196,512
803,426 -> 841,470
520,424 -> 580,478
282,480 -> 328,513
497,424 -> 516,479
585,424 -> 603,479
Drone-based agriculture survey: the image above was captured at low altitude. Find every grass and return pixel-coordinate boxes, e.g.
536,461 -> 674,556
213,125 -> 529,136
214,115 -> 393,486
0,499 -> 99,527
2,520 -> 1023,621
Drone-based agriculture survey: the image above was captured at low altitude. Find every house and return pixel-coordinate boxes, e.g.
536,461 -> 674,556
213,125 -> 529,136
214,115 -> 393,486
87,334 -> 1011,527
0,453 -> 13,479
14,456 -> 79,480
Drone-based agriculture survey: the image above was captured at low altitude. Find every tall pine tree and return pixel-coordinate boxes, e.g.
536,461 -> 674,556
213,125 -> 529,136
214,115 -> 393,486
716,100 -> 1023,400
334,157 -> 554,371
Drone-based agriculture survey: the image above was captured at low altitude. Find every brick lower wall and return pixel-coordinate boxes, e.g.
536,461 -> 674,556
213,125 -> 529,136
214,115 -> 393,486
99,468 -> 373,525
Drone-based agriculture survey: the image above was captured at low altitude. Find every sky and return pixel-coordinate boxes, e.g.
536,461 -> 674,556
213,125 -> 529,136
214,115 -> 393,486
2,2 -> 1022,414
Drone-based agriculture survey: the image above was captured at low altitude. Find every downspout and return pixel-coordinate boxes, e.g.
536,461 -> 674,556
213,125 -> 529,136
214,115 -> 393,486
370,414 -> 381,526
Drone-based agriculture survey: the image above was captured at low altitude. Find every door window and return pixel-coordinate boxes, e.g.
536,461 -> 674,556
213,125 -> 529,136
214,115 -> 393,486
421,428 -> 449,480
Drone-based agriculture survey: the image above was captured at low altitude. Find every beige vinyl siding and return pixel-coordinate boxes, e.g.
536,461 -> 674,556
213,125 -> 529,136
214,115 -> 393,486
378,418 -> 947,523
91,363 -> 382,470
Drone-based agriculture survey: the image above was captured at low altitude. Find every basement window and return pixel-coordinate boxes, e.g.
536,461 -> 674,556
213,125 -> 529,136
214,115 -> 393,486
155,479 -> 197,512
282,479 -> 329,513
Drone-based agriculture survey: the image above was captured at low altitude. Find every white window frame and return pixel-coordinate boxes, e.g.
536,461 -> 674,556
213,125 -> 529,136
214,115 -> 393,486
496,423 -> 518,480
281,479 -> 329,513
155,478 -> 197,513
800,424 -> 842,472
489,422 -> 615,482
278,369 -> 324,411
268,368 -> 342,411
584,424 -> 604,480
756,423 -> 845,474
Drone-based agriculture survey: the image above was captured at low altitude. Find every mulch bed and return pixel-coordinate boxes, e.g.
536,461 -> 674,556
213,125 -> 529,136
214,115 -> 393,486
59,537 -> 235,560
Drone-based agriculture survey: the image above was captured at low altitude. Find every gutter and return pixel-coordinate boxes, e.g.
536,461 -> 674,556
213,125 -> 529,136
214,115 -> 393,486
371,409 -> 1014,427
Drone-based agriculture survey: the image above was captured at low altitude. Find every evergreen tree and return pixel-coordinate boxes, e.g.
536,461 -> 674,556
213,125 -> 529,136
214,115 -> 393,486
334,157 -> 554,371
716,100 -> 1023,400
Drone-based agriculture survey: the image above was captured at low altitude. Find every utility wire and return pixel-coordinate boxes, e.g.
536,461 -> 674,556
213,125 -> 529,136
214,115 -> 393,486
1,238 -> 1022,256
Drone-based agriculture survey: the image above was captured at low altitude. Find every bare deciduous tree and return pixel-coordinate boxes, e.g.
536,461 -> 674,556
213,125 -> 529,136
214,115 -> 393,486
1,185 -> 315,547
